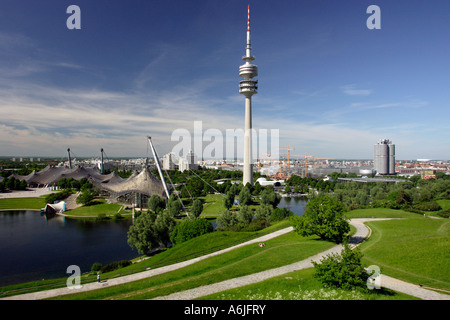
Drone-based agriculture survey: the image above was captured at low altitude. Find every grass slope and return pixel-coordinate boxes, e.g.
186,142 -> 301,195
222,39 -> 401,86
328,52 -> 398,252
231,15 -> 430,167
51,231 -> 335,300
65,199 -> 126,218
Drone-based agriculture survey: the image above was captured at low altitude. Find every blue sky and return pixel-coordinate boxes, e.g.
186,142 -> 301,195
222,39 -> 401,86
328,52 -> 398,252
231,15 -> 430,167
0,0 -> 449,160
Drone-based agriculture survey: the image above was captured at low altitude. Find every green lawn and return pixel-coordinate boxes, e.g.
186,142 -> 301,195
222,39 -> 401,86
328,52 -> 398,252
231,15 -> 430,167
200,194 -> 226,216
50,230 -> 335,300
437,199 -> 450,211
64,199 -> 127,218
348,208 -> 450,292
201,208 -> 449,300
0,197 -> 46,210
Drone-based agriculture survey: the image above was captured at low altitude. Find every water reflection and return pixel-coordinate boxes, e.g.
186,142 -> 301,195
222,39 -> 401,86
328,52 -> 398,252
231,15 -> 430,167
0,210 -> 137,286
278,196 -> 307,216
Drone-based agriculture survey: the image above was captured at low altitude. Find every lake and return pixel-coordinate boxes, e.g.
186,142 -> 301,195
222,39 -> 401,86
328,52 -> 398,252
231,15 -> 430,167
0,210 -> 139,286
278,196 -> 307,216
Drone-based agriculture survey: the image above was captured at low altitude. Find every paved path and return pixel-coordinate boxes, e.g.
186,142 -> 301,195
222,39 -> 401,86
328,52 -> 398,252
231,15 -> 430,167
3,219 -> 449,300
0,188 -> 56,199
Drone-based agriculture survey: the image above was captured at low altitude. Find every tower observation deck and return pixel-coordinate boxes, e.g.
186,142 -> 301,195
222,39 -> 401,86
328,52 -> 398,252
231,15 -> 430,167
239,5 -> 258,186
239,6 -> 258,97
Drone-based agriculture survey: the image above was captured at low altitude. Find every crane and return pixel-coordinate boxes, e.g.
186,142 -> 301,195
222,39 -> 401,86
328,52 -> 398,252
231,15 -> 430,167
291,153 -> 314,178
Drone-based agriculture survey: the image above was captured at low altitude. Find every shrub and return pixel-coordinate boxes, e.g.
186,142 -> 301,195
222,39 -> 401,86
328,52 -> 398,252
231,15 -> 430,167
240,218 -> 270,232
170,218 -> 213,245
437,209 -> 450,218
45,189 -> 72,204
413,201 -> 442,212
91,262 -> 102,272
96,213 -> 109,221
113,212 -> 123,220
312,245 -> 368,290
216,209 -> 239,230
270,207 -> 293,222
100,260 -> 131,273
254,204 -> 273,221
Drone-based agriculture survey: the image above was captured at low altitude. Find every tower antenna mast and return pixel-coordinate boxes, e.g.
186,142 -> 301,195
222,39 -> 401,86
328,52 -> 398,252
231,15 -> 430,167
239,4 -> 258,186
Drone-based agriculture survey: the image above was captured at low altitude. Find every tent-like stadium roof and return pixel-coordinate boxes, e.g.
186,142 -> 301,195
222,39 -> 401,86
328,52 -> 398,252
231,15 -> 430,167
11,165 -> 124,186
94,165 -> 167,198
8,165 -> 168,198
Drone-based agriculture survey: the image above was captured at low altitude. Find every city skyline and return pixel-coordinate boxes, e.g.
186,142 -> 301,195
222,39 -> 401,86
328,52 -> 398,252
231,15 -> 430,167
0,1 -> 449,160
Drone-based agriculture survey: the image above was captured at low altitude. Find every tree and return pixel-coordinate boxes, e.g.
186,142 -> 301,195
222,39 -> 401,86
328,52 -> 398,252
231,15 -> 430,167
252,182 -> 262,196
237,205 -> 253,227
238,186 -> 252,205
224,191 -> 235,210
270,207 -> 293,222
254,204 -> 273,221
260,187 -> 281,208
155,211 -> 176,247
190,199 -> 203,219
167,196 -> 182,217
291,195 -> 349,243
76,188 -> 96,206
216,209 -> 238,229
312,245 -> 368,290
127,212 -> 159,254
229,183 -> 241,196
148,194 -> 165,213
170,218 -> 213,245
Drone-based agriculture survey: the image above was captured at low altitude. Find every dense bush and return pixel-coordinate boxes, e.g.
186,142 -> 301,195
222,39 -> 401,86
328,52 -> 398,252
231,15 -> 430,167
91,262 -> 102,272
216,209 -> 238,230
240,218 -> 270,232
44,189 -> 72,204
312,245 -> 368,290
170,218 -> 213,245
100,260 -> 131,273
254,204 -> 273,221
437,209 -> 450,218
413,201 -> 442,212
270,207 -> 294,222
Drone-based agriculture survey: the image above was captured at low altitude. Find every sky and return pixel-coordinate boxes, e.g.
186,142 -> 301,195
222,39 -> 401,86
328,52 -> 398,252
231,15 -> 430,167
0,0 -> 449,160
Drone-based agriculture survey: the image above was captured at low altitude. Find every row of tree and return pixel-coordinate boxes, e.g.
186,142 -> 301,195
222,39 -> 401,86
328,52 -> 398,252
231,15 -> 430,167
287,173 -> 450,215
0,176 -> 27,192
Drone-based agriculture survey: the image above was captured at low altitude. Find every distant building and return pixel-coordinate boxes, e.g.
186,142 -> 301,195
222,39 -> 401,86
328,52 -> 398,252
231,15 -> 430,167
179,150 -> 199,172
374,139 -> 396,175
162,153 -> 175,170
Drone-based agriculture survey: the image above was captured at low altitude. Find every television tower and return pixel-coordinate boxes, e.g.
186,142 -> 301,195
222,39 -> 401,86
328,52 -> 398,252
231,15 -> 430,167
239,5 -> 258,186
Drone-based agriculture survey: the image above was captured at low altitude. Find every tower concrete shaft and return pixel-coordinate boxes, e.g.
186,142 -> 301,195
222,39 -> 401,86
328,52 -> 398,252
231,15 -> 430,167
239,5 -> 258,186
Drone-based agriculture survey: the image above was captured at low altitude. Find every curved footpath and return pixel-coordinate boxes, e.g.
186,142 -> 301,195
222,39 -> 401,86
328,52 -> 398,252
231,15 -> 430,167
2,219 -> 449,300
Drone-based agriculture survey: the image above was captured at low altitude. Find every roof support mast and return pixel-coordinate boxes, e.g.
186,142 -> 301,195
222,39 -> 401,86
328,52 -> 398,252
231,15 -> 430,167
67,148 -> 72,169
147,136 -> 170,199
